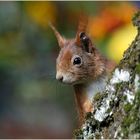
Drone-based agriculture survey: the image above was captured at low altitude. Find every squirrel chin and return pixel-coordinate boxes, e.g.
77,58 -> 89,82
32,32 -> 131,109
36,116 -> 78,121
59,80 -> 74,85
60,80 -> 84,85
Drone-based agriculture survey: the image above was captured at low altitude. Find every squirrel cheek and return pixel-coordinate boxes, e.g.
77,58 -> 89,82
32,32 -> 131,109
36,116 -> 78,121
63,74 -> 75,84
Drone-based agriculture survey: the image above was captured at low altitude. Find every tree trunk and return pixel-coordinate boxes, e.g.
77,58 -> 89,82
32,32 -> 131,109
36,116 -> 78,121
75,12 -> 140,139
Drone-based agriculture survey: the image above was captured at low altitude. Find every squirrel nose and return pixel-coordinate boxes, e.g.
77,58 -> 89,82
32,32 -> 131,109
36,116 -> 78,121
56,74 -> 63,82
58,76 -> 63,82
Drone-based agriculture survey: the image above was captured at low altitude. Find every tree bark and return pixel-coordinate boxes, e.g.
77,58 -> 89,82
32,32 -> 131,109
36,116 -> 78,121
75,12 -> 140,139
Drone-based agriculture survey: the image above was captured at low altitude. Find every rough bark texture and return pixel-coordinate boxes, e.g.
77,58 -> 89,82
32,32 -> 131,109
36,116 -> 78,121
75,12 -> 140,139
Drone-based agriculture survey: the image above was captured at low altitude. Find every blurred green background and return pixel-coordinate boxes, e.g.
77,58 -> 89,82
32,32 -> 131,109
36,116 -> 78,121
0,1 -> 138,138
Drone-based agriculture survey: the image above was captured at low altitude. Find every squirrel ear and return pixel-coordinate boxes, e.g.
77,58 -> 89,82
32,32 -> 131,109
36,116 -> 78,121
75,13 -> 88,47
49,22 -> 65,48
79,32 -> 94,53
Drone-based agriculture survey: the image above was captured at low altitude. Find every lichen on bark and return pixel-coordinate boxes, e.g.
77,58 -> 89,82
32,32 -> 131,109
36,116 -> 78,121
75,12 -> 140,139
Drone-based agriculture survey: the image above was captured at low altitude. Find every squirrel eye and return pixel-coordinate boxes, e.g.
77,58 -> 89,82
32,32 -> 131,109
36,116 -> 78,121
73,57 -> 82,65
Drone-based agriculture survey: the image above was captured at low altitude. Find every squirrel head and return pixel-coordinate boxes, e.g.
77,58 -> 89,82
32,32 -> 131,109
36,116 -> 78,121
50,17 -> 105,85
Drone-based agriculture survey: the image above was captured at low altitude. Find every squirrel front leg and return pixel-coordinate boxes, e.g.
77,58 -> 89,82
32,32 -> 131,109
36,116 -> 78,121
74,85 -> 93,125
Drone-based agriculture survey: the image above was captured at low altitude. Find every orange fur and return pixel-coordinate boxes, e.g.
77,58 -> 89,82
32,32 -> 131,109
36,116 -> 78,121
76,14 -> 88,47
74,84 -> 93,125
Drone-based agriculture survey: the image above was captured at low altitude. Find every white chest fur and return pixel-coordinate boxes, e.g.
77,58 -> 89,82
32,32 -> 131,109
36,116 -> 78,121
85,77 -> 107,102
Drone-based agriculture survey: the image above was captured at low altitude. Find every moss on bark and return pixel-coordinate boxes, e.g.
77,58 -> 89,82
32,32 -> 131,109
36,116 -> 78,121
75,11 -> 140,139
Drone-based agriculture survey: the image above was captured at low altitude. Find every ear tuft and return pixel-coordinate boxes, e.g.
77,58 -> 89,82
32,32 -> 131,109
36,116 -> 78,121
49,22 -> 65,48
75,13 -> 88,47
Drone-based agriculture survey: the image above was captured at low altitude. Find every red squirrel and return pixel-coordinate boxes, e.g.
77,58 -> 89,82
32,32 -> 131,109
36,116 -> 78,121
50,17 -> 116,124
